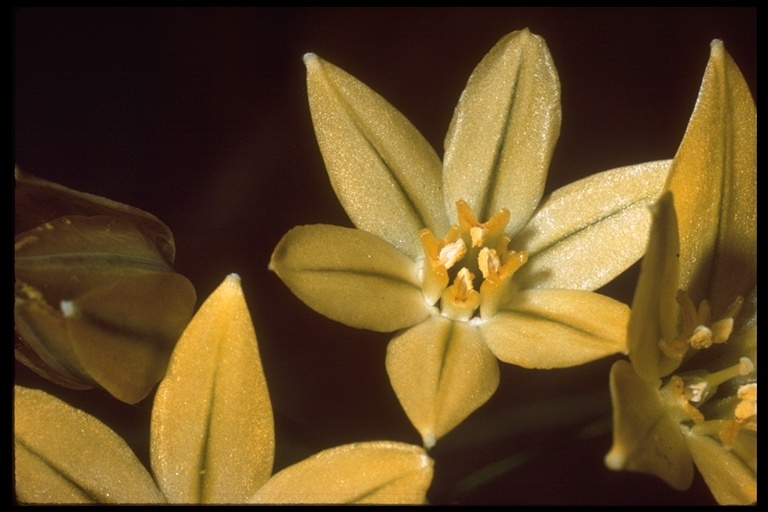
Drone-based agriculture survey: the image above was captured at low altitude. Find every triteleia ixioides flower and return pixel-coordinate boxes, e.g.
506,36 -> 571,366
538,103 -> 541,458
14,274 -> 434,504
270,29 -> 672,448
605,40 -> 756,505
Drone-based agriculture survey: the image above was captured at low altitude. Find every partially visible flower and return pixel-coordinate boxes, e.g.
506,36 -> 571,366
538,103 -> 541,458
270,29 -> 670,447
14,274 -> 434,504
14,169 -> 197,404
604,41 -> 756,505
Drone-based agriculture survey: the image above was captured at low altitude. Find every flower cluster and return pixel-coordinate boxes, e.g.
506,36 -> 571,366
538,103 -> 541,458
14,30 -> 755,505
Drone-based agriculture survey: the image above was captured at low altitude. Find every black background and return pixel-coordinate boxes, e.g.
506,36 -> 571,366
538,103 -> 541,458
14,7 -> 756,505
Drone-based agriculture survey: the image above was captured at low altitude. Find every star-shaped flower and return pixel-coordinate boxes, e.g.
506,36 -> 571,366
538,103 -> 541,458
604,40 -> 756,505
270,29 -> 671,447
15,274 -> 434,504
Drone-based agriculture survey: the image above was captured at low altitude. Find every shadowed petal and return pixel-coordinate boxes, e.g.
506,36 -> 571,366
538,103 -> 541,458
604,361 -> 694,491
270,224 -> 431,332
151,274 -> 274,504
515,160 -> 671,291
14,386 -> 165,504
627,193 -> 682,381
481,289 -> 629,368
386,316 -> 500,447
443,28 -> 560,231
684,429 -> 756,505
305,54 -> 448,260
665,41 -> 756,315
248,441 -> 433,504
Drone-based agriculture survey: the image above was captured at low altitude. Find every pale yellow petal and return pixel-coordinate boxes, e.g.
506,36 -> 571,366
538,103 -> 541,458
385,316 -> 499,447
151,274 -> 273,504
684,429 -> 756,505
270,224 -> 431,332
604,361 -> 694,491
248,441 -> 433,504
627,193 -> 682,381
481,289 -> 629,368
514,160 -> 671,291
14,386 -> 165,504
304,53 -> 448,260
666,41 -> 756,316
443,28 -> 560,232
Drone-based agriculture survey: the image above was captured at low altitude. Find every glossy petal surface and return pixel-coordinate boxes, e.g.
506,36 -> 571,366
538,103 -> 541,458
386,316 -> 500,447
151,274 -> 274,504
516,160 -> 671,291
249,442 -> 433,504
443,28 -> 560,230
14,386 -> 165,504
482,289 -> 629,368
305,54 -> 447,260
665,40 -> 756,314
270,224 -> 431,331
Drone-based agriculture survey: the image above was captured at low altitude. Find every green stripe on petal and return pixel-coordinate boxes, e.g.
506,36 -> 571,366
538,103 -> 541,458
14,386 -> 165,504
269,224 -> 431,332
151,275 -> 273,504
386,316 -> 499,448
666,41 -> 756,316
248,441 -> 433,504
514,160 -> 671,291
305,54 -> 448,260
443,29 -> 560,231
481,289 -> 629,369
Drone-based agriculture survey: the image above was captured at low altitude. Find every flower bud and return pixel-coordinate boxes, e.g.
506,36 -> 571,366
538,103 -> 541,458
14,168 -> 197,404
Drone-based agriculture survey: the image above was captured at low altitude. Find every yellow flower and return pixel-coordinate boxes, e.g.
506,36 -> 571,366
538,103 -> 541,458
14,274 -> 434,504
604,40 -> 756,505
14,169 -> 197,404
270,29 -> 671,447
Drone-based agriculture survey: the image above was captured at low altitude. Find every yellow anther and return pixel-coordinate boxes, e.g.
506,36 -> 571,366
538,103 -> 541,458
438,239 -> 466,269
660,290 -> 744,359
441,268 -> 481,321
455,200 -> 510,247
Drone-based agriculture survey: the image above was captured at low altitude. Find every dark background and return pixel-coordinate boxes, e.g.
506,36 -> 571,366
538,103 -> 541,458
14,7 -> 756,505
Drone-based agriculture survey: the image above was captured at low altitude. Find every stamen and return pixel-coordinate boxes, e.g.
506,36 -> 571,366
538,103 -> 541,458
441,268 -> 481,321
659,290 -> 744,359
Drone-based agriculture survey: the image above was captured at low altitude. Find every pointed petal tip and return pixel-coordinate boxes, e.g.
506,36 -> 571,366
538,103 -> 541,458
710,39 -> 725,58
604,449 -> 626,471
303,52 -> 319,67
225,273 -> 241,283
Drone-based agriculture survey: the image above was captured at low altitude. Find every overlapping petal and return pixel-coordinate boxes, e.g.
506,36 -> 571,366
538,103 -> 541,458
684,428 -> 757,505
16,275 -> 435,504
481,288 -> 629,369
665,40 -> 756,315
151,274 -> 273,504
604,361 -> 694,491
515,160 -> 671,291
385,316 -> 500,448
248,442 -> 433,504
305,54 -> 448,260
269,224 -> 431,332
626,193 -> 682,382
14,386 -> 166,504
443,28 -> 560,230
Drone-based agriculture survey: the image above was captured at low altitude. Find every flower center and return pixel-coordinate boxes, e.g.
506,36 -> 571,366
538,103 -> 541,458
418,200 -> 527,322
658,290 -> 755,449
